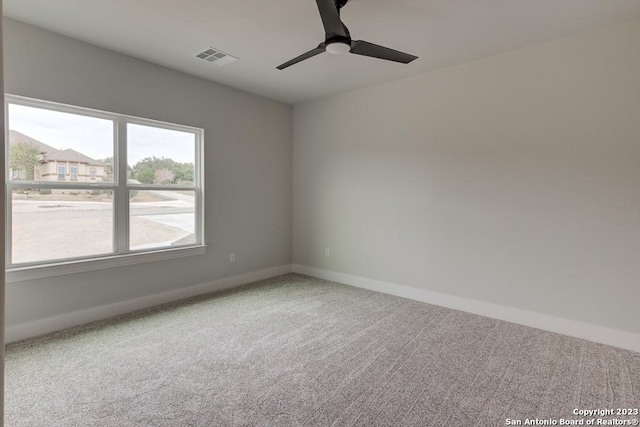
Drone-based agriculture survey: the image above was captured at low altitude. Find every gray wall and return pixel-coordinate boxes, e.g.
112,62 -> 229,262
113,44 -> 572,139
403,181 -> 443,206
293,19 -> 640,334
1,3 -> 6,425
4,19 -> 292,327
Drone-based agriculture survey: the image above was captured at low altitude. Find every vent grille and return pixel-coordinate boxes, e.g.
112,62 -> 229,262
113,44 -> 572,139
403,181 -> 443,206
195,47 -> 238,67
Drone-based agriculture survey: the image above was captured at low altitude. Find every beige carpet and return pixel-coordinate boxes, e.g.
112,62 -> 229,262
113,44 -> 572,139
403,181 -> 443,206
5,274 -> 640,426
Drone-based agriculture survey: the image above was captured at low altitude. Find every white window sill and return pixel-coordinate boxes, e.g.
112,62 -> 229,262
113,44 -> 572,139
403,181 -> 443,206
6,245 -> 208,283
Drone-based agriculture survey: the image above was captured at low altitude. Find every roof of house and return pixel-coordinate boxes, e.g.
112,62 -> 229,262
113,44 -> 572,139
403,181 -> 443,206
9,130 -> 106,166
9,129 -> 58,154
45,148 -> 105,165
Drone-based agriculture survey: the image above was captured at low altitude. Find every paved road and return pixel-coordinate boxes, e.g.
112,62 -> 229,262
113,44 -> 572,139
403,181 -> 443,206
13,194 -> 195,233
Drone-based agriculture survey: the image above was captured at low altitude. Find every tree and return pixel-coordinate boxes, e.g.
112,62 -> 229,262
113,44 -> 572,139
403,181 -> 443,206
131,156 -> 194,185
154,168 -> 175,185
100,156 -> 114,182
10,142 -> 40,180
99,157 -> 134,183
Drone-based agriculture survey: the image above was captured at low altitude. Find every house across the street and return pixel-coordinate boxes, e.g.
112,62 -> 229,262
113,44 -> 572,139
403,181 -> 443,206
9,130 -> 106,182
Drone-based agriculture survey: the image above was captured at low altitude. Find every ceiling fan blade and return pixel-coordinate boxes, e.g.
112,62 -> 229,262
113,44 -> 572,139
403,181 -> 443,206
316,0 -> 347,39
350,40 -> 418,64
276,45 -> 326,70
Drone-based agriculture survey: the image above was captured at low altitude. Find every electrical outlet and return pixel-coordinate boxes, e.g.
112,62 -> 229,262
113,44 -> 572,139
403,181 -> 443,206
230,253 -> 236,263
325,248 -> 330,257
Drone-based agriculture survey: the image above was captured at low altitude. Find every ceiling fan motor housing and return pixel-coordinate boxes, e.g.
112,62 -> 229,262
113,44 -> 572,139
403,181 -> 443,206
326,39 -> 351,55
326,32 -> 351,45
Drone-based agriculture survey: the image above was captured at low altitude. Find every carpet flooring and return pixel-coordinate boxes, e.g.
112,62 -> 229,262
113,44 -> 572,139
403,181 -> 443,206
5,274 -> 640,426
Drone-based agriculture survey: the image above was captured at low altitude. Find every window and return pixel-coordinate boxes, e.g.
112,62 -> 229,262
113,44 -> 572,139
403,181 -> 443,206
57,164 -> 66,179
5,95 -> 205,277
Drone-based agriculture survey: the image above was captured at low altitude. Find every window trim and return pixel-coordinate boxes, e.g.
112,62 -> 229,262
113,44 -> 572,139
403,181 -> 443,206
5,94 -> 206,280
6,245 -> 207,282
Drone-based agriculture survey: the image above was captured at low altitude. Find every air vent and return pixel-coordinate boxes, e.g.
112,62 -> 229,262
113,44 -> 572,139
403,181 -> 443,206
195,47 -> 238,67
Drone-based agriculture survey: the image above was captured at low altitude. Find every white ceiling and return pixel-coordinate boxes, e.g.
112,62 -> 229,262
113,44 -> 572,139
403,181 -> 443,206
5,0 -> 640,105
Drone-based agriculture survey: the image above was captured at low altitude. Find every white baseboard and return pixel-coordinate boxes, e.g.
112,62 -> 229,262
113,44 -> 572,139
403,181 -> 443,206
292,264 -> 640,353
6,264 -> 292,344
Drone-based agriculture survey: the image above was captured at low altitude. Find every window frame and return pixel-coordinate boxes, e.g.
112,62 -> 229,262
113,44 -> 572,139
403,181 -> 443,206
57,163 -> 66,180
4,94 -> 206,282
69,164 -> 78,180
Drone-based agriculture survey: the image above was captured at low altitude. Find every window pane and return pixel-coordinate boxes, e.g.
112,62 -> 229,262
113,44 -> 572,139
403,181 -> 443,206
127,124 -> 196,186
11,189 -> 114,264
130,190 -> 196,250
8,103 -> 114,183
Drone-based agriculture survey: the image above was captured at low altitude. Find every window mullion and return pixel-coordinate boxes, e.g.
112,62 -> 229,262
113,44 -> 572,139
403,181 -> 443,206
7,182 -> 115,190
114,118 -> 129,254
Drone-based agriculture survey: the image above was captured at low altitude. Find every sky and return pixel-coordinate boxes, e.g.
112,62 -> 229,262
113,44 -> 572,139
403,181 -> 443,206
8,104 -> 196,165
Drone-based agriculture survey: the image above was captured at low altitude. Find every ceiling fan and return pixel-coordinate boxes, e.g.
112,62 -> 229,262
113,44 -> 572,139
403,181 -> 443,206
277,0 -> 418,70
